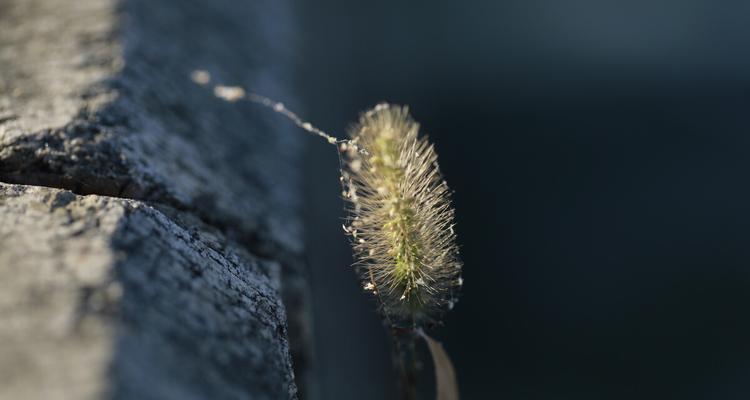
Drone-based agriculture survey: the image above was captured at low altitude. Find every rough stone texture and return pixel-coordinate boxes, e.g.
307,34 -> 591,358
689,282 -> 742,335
0,0 -> 303,251
0,185 -> 121,400
0,184 -> 296,400
0,0 -> 312,398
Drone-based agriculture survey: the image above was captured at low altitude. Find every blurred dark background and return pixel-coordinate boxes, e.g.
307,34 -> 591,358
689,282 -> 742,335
292,1 -> 750,399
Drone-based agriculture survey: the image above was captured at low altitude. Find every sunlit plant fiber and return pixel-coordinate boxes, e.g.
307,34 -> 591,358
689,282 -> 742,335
342,103 -> 463,328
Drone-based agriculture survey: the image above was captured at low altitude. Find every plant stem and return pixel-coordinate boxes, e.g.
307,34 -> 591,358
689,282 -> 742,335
392,328 -> 418,400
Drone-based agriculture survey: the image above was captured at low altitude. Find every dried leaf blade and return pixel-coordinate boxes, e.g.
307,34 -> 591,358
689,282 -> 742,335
420,331 -> 459,400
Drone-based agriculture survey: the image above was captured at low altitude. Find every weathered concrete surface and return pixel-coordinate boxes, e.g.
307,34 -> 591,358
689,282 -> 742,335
0,0 -> 304,252
0,184 -> 296,400
0,0 -> 312,398
0,185 -> 121,400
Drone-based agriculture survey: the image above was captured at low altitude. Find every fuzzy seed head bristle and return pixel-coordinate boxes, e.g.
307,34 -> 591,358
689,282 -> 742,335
344,103 -> 462,326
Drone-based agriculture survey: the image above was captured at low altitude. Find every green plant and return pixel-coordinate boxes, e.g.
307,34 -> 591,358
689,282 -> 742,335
342,104 -> 462,400
343,103 -> 462,324
202,73 -> 462,400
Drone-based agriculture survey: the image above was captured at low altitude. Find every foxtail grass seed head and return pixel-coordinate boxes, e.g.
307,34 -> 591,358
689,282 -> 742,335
202,79 -> 465,396
202,75 -> 464,328
343,104 -> 462,326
